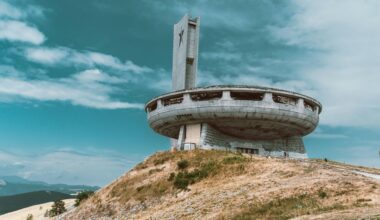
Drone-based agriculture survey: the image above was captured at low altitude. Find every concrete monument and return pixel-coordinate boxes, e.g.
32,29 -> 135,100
145,14 -> 322,158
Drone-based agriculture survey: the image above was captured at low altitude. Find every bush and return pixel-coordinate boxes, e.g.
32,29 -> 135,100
49,200 -> 66,216
173,161 -> 219,189
177,159 -> 189,170
168,172 -> 175,181
318,190 -> 327,199
26,214 -> 33,220
222,156 -> 246,164
75,191 -> 94,207
174,172 -> 190,189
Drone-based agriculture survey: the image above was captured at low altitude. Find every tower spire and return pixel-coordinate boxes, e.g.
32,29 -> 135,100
172,14 -> 200,91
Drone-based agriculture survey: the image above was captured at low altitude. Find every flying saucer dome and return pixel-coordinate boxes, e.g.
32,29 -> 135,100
146,85 -> 322,140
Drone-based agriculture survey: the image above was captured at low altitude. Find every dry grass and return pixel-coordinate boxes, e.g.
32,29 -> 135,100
64,150 -> 380,220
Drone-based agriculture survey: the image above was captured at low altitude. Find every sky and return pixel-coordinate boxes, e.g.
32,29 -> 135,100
0,0 -> 379,186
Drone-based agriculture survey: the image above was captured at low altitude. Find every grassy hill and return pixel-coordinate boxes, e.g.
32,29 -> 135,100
0,191 -> 74,215
63,150 -> 380,219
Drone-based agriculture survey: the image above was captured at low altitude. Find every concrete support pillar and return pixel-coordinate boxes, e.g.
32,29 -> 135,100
263,92 -> 273,103
157,99 -> 163,108
177,125 -> 186,150
222,91 -> 232,100
297,98 -> 304,110
183,93 -> 191,103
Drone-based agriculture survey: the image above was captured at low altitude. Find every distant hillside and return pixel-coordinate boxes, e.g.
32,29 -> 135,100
0,176 -> 99,196
64,150 -> 380,219
0,191 -> 74,215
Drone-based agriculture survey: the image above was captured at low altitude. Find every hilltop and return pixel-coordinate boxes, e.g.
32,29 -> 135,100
64,150 -> 380,219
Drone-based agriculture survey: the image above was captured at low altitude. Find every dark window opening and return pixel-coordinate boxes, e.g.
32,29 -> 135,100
304,101 -> 314,112
176,114 -> 192,119
236,147 -> 259,155
272,94 -> 297,105
146,101 -> 157,112
190,91 -> 222,101
230,91 -> 264,101
186,58 -> 194,64
162,95 -> 183,106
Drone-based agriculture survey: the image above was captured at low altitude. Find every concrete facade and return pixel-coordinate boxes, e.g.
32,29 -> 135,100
146,86 -> 321,157
146,15 -> 322,158
172,14 -> 200,91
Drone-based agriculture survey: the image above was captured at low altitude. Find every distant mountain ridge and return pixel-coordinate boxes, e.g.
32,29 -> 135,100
0,176 -> 99,196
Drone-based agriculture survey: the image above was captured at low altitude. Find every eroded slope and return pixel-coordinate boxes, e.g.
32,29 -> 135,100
64,150 -> 380,219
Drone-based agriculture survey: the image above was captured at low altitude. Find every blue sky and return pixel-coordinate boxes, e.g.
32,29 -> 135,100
0,0 -> 379,186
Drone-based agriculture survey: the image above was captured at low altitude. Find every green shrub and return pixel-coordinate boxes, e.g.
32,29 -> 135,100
168,172 -> 175,181
173,161 -> 219,189
318,190 -> 327,199
153,158 -> 167,165
174,172 -> 190,189
177,159 -> 189,170
75,191 -> 94,207
49,200 -> 66,216
135,162 -> 148,170
222,156 -> 246,164
26,214 -> 33,220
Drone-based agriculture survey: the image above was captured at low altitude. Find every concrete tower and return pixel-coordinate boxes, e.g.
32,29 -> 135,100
146,15 -> 322,158
172,14 -> 200,91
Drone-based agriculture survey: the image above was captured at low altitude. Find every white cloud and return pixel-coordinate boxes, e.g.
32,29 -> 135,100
25,47 -> 152,74
0,149 -> 140,186
201,51 -> 242,61
25,47 -> 68,64
0,1 -> 22,19
198,69 -> 312,96
74,69 -> 125,83
0,20 -> 45,44
267,0 -> 380,128
0,68 -> 144,109
149,1 -> 250,30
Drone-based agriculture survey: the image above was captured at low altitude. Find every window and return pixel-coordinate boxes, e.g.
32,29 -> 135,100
230,91 -> 264,101
146,101 -> 157,112
162,95 -> 183,106
304,101 -> 314,112
190,91 -> 222,101
272,94 -> 297,105
236,147 -> 259,155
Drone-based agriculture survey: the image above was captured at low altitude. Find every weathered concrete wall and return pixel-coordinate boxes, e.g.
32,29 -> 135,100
184,123 -> 201,146
200,123 -> 231,150
200,123 -> 307,158
172,15 -> 200,91
146,87 -> 320,141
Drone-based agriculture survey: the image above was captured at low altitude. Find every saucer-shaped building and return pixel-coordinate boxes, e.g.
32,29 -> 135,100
145,15 -> 322,158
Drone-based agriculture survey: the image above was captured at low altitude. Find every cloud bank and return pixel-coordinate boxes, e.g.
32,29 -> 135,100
0,149 -> 140,186
269,0 -> 380,128
0,1 -> 152,110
